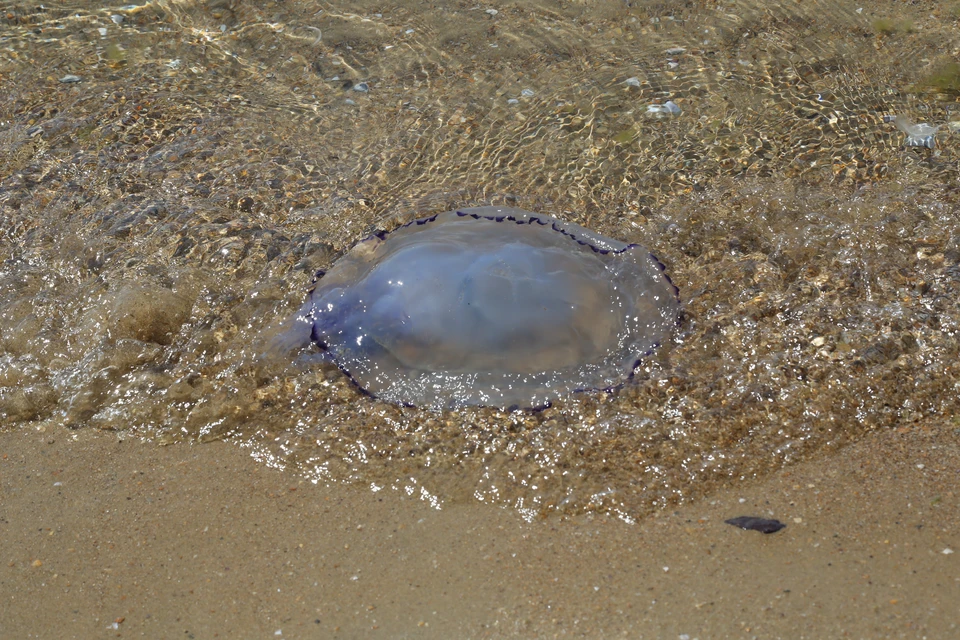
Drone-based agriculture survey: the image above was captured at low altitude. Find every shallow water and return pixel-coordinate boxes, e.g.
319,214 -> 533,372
1,0 -> 958,520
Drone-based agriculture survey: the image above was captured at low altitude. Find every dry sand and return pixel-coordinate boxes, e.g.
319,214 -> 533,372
2,425 -> 957,639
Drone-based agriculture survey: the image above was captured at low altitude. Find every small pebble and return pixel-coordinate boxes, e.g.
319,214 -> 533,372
943,548 -> 955,555
219,24 -> 227,32
624,77 -> 641,87
405,28 -> 415,34
486,9 -> 499,16
725,516 -> 787,534
98,27 -> 108,37
344,98 -> 356,105
59,75 -> 82,83
352,82 -> 369,92
110,14 -> 124,24
665,47 -> 686,55
520,88 -> 535,97
507,98 -> 519,105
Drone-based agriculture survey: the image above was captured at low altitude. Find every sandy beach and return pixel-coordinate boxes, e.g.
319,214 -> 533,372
2,0 -> 960,637
3,423 -> 957,638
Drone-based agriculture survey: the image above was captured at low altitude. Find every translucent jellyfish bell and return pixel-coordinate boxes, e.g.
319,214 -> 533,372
277,207 -> 680,410
893,115 -> 940,149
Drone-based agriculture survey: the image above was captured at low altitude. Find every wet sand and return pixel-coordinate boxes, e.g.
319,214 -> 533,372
2,425 -> 957,639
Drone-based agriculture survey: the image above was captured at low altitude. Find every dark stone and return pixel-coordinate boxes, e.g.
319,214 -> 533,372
725,516 -> 787,534
236,196 -> 255,212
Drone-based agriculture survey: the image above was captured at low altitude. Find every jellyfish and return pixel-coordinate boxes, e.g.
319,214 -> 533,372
274,207 -> 680,410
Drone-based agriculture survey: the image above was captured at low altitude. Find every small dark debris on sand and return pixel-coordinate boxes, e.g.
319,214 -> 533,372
725,516 -> 787,534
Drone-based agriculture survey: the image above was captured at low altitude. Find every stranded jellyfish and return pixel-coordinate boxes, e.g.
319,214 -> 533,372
276,207 -> 680,409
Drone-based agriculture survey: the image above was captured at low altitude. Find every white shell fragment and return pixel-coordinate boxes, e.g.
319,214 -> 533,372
647,101 -> 681,116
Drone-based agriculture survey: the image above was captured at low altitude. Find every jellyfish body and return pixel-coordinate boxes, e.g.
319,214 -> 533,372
894,115 -> 940,149
280,207 -> 680,409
